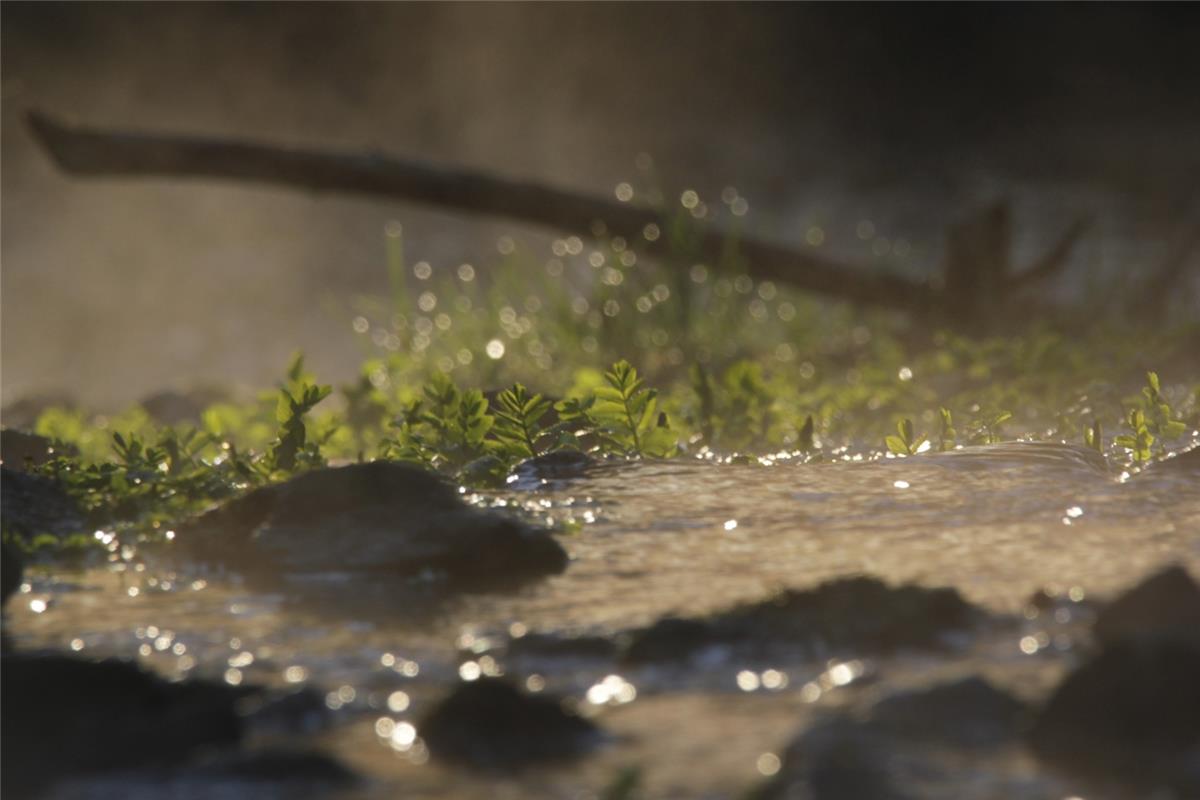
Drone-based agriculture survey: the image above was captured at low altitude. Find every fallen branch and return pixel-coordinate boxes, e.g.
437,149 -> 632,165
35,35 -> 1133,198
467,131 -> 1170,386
1008,215 -> 1093,291
27,110 -> 936,312
1136,217 -> 1200,317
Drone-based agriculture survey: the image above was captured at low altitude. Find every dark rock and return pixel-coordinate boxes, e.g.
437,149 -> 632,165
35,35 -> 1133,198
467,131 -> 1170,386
511,450 -> 595,482
1093,564 -> 1200,648
622,617 -> 716,664
869,676 -> 1030,748
179,461 -> 568,591
0,392 -> 76,430
188,748 -> 357,784
752,718 -> 912,800
1029,639 -> 1200,791
2,539 -> 23,607
419,678 -> 602,771
1,466 -> 87,541
506,630 -> 620,661
1,428 -> 76,469
1147,443 -> 1200,474
0,652 -> 251,798
623,576 -> 978,664
237,686 -> 331,735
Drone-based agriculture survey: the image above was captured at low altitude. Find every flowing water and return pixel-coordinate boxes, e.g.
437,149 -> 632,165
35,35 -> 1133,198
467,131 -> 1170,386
8,442 -> 1200,799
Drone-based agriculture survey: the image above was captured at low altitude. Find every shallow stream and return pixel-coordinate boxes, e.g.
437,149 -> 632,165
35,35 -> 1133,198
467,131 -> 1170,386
9,443 -> 1200,799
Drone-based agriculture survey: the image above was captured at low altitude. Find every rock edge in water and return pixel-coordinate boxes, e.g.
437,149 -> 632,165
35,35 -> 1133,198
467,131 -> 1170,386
419,678 -> 603,771
622,575 -> 980,664
178,460 -> 568,591
1029,564 -> 1200,795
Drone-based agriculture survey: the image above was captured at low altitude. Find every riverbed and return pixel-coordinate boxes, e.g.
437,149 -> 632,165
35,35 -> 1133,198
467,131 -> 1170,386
8,443 -> 1200,799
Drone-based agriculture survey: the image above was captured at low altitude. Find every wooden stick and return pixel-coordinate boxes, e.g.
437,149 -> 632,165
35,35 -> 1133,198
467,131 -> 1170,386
27,109 -> 936,312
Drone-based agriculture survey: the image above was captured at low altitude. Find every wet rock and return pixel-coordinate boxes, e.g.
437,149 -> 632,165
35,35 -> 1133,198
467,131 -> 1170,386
419,678 -> 602,771
868,676 -> 1030,748
1093,563 -> 1200,648
1146,442 -> 1200,474
1,428 -> 75,469
752,718 -> 912,800
0,652 -> 251,798
1028,639 -> 1200,792
623,576 -> 978,664
179,461 -> 568,590
0,466 -> 87,541
508,450 -> 597,489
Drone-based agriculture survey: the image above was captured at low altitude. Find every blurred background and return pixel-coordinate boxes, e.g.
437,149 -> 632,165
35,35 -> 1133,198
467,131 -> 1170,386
3,3 -> 1198,409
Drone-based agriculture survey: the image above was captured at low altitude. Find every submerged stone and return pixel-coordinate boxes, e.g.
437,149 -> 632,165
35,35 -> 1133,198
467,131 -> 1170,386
0,466 -> 87,541
1093,563 -> 1200,648
758,677 -> 1031,799
419,678 -> 602,771
1028,639 -> 1200,792
752,718 -> 912,800
868,676 -> 1030,748
623,576 -> 978,664
0,652 -> 249,797
179,461 -> 568,590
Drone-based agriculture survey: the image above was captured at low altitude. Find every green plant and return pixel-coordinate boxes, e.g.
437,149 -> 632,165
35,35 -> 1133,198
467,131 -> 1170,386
600,765 -> 642,800
967,410 -> 1012,445
269,382 -> 333,473
1115,408 -> 1155,463
492,383 -> 554,460
1084,418 -> 1103,454
796,414 -> 816,453
885,418 -> 926,456
590,360 -> 677,458
937,407 -> 957,451
1139,371 -> 1187,449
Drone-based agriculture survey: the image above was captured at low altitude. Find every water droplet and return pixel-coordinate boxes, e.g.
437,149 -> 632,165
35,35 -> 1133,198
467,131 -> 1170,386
756,752 -> 782,776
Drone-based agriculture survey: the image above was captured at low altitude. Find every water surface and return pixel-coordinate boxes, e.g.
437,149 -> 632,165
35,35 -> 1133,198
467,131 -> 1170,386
10,442 -> 1200,799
